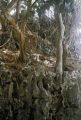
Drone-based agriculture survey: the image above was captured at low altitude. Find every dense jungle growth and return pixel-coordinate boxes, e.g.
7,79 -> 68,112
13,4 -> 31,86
0,0 -> 81,120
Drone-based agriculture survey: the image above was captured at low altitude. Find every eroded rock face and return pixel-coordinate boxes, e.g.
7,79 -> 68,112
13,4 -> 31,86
62,71 -> 81,120
0,65 -> 63,120
0,65 -> 81,120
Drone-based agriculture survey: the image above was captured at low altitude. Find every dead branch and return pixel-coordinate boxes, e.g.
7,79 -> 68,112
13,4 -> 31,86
55,13 -> 65,83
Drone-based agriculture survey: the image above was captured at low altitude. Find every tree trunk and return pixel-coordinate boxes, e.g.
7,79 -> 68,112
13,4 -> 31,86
0,13 -> 25,62
6,14 -> 25,62
16,0 -> 20,21
63,41 -> 68,70
55,13 -> 65,120
27,0 -> 32,19
55,13 -> 65,84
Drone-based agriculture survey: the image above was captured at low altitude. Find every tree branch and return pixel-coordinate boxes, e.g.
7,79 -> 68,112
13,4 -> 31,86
0,32 -> 12,49
5,0 -> 18,13
31,0 -> 39,7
